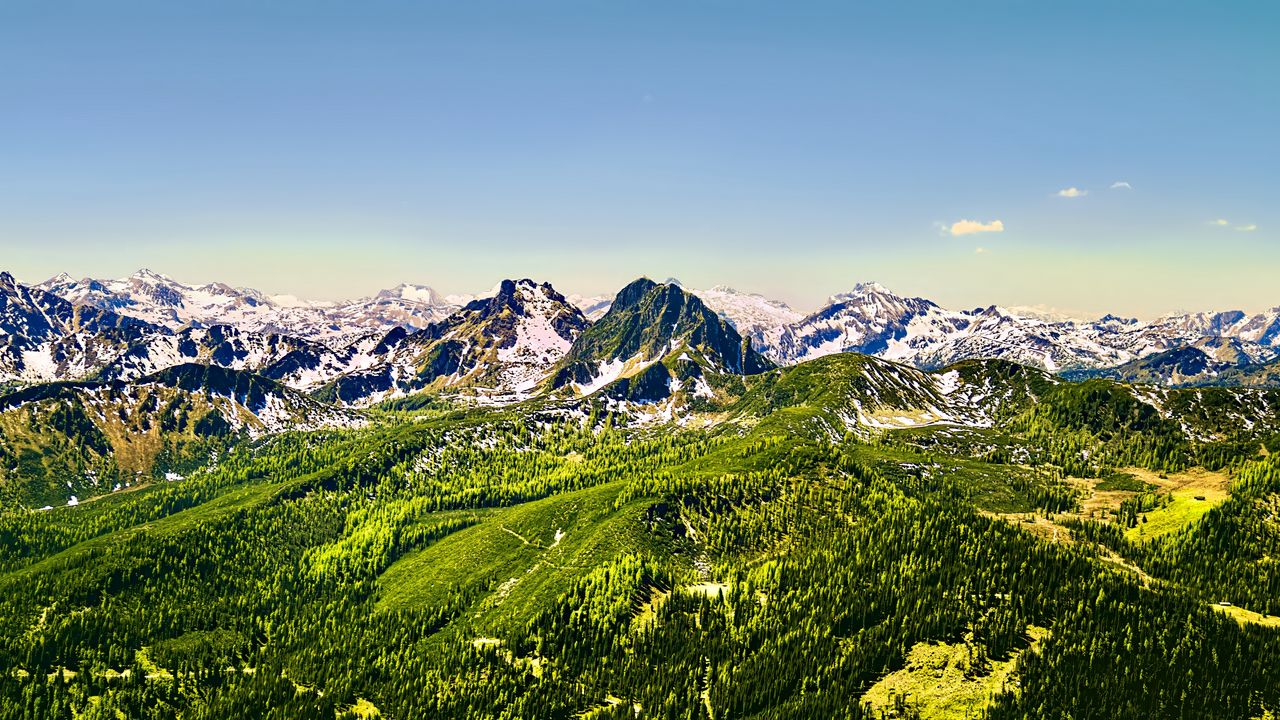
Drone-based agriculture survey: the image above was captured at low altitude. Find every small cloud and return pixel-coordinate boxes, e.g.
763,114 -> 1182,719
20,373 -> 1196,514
974,247 -> 989,254
1055,187 -> 1087,198
949,219 -> 1004,236
1110,181 -> 1132,190
1210,218 -> 1257,231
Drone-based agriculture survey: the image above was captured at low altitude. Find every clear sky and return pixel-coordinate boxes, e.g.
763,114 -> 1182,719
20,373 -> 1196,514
0,0 -> 1275,317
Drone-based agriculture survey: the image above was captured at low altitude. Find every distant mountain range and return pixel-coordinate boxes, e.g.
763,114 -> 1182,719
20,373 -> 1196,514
36,269 -> 472,347
769,282 -> 1280,377
1065,336 -> 1280,388
5,268 -> 1280,405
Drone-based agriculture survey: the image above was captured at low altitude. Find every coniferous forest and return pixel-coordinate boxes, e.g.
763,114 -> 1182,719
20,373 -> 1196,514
2,350 -> 1279,720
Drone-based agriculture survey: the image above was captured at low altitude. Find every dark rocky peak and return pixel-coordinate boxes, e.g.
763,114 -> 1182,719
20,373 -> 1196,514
612,278 -> 660,310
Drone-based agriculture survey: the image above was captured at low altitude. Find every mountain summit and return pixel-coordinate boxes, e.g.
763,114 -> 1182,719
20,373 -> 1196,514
548,278 -> 772,402
314,279 -> 587,405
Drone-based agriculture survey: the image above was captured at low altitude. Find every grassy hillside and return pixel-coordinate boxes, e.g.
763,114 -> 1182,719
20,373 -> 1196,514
0,365 -> 360,508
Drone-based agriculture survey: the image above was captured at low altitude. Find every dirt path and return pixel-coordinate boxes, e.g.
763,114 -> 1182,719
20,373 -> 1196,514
500,525 -> 544,548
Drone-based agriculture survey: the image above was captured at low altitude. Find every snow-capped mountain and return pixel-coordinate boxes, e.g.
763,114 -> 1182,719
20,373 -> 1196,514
771,283 -> 945,364
11,270 -> 591,404
37,270 -> 465,346
1,271 -> 163,384
691,285 -> 803,351
4,270 -> 422,393
40,268 -> 285,331
1002,305 -> 1085,323
260,328 -> 412,392
321,283 -> 474,342
1144,309 -> 1280,349
315,279 -> 589,406
97,324 -> 333,384
1072,336 -> 1280,387
767,282 -> 1280,374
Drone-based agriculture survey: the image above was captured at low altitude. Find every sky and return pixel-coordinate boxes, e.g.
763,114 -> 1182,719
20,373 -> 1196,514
0,0 -> 1276,318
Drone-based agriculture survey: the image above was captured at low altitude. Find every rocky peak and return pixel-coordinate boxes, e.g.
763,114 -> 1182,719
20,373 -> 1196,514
613,277 -> 660,309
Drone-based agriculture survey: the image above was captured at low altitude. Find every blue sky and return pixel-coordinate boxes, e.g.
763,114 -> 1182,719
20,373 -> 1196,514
0,1 -> 1275,317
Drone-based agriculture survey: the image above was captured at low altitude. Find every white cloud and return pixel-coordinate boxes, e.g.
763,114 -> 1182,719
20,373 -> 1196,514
1210,219 -> 1258,231
949,219 -> 1004,236
1056,187 -> 1087,198
1110,181 -> 1132,190
974,247 -> 989,254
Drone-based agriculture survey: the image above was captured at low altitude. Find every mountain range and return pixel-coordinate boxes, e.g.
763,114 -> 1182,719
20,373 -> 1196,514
36,269 -> 471,347
5,268 -> 1280,406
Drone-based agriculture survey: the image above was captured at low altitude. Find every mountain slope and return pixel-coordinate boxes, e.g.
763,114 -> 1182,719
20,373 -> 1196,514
0,364 -> 363,507
692,285 -> 802,351
732,353 -> 1057,437
1,271 -> 162,384
1215,356 -> 1280,387
97,324 -> 333,384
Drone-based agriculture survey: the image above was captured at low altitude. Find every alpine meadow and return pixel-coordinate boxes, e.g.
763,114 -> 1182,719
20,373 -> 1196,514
2,2 -> 1278,719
